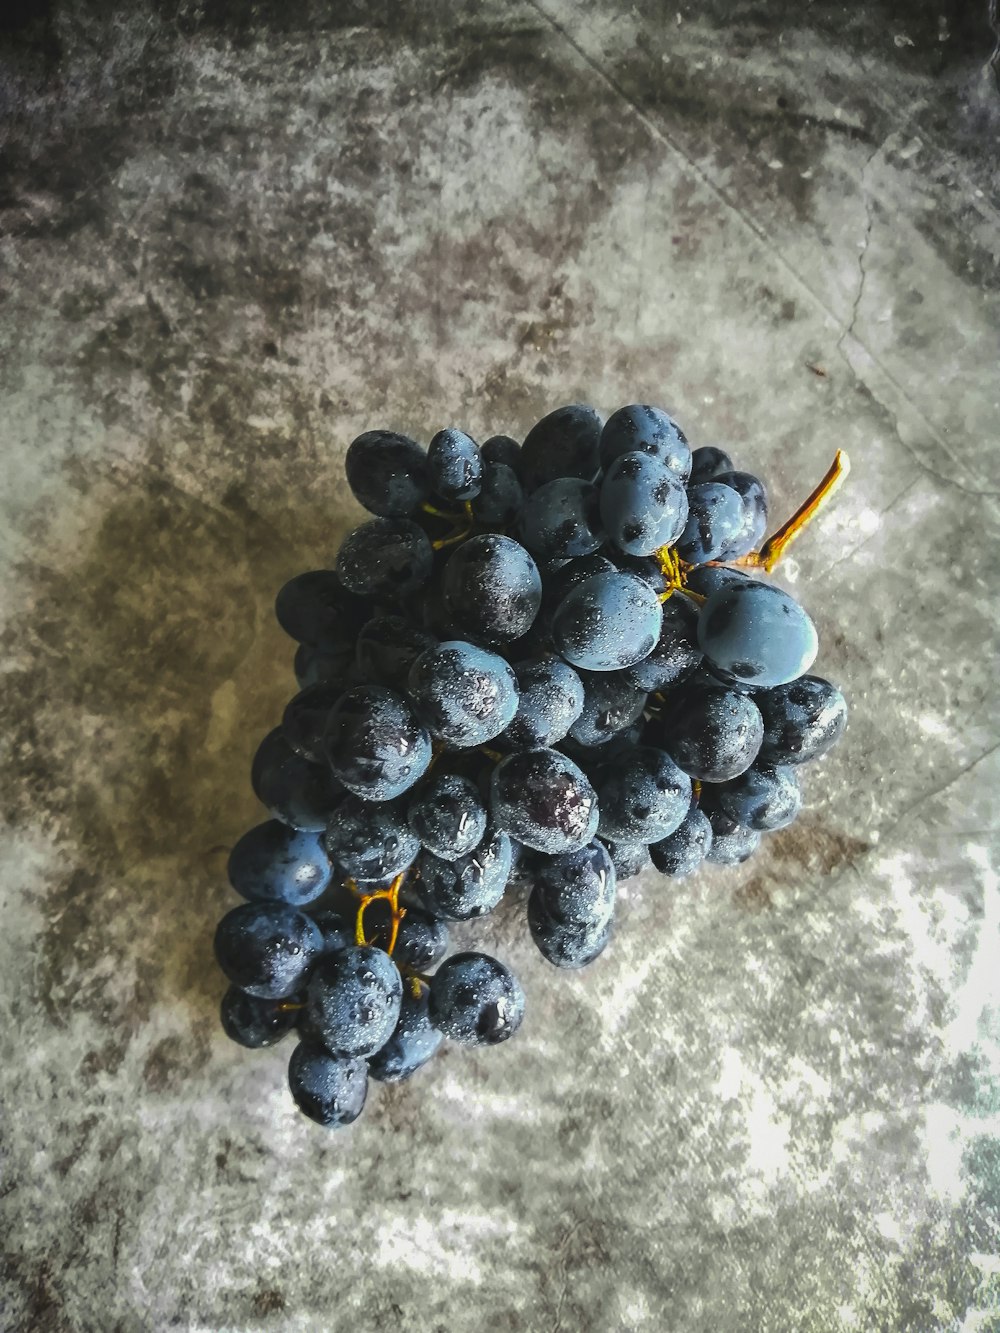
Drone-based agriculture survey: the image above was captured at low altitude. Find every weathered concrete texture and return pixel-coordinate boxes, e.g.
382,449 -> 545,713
1,2 -> 999,1329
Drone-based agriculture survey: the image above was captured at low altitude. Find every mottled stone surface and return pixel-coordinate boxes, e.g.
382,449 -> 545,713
1,2 -> 999,1329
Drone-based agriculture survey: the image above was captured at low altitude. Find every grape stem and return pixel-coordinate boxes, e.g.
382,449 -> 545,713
733,449 -> 850,574
347,873 -> 407,955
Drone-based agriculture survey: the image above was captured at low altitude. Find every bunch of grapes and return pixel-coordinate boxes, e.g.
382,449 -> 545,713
214,404 -> 849,1128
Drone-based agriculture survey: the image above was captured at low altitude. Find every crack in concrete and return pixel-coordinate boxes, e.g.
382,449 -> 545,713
836,143 -> 880,362
988,0 -> 1000,91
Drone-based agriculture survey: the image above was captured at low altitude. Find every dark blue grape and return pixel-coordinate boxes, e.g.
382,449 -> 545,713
274,569 -> 370,648
323,795 -> 421,881
714,470 -> 768,560
368,984 -> 444,1083
282,682 -> 343,763
309,910 -> 355,955
536,554 -> 616,637
481,434 -> 521,469
595,746 -> 691,843
698,580 -> 818,688
346,430 -> 430,518
288,1040 -> 368,1127
567,671 -> 647,748
323,685 -> 431,802
428,952 -> 525,1045
442,534 -> 542,644
688,446 -> 734,485
220,985 -> 300,1048
336,518 -> 433,601
251,727 -> 344,831
649,804 -> 713,877
599,404 -> 690,479
471,461 -> 522,527
624,593 -> 702,692
675,482 -> 746,564
600,839 -> 651,880
756,675 -> 848,766
526,841 -> 616,968
519,478 -> 605,563
599,451 -> 688,556
228,820 -> 332,906
406,773 -> 487,860
500,657 -> 585,749
553,571 -> 662,672
657,685 -> 763,782
609,551 -> 669,595
716,763 -> 801,830
355,617 -> 437,692
214,902 -> 323,999
407,640 -> 519,748
682,563 -> 751,601
703,809 -> 761,865
416,827 -> 512,920
301,944 -> 402,1058
428,428 -> 483,502
293,640 -> 356,692
491,748 -> 599,854
518,404 -> 603,493
392,908 -> 449,971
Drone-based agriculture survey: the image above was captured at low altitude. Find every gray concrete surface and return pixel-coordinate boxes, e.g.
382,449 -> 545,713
1,2 -> 999,1329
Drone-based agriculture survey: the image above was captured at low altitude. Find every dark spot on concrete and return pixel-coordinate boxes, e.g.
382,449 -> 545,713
251,1288 -> 286,1316
769,815 -> 872,876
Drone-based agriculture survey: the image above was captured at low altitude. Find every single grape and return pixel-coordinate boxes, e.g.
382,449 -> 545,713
428,952 -> 525,1045
649,804 -> 713,877
282,682 -> 344,763
567,671 -> 648,748
345,430 -> 430,518
293,640 -> 357,692
220,985 -> 300,1048
553,571 -> 663,672
527,904 -> 613,969
528,840 -> 616,928
228,819 -> 333,906
500,657 -> 585,749
336,518 -> 433,601
471,461 -> 522,527
698,580 -> 818,688
714,470 -> 768,560
406,773 -> 487,861
688,445 -> 734,485
481,434 -> 521,469
309,910 -> 355,955
442,534 -> 542,644
428,428 -> 483,502
323,795 -> 421,881
599,404 -> 690,479
535,553 -> 616,637
490,748 -> 599,854
656,684 -> 764,782
600,839 -> 651,880
288,1040 -> 368,1127
518,477 -> 605,563
675,482 -> 746,564
716,763 -> 801,831
274,569 -> 369,648
518,404 -> 603,492
703,809 -> 761,865
624,593 -> 702,693
323,685 -> 432,802
416,827 -> 512,920
251,727 -> 344,831
756,675 -> 848,766
214,902 -> 323,999
392,908 -> 450,972
355,617 -> 437,692
599,451 -> 688,556
407,640 -> 519,748
301,944 -> 403,1058
682,563 -> 751,601
595,746 -> 691,843
368,984 -> 444,1083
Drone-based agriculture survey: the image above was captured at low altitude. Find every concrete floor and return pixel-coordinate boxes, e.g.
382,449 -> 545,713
1,2 -> 999,1329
